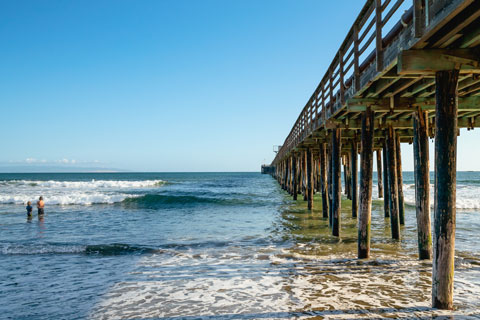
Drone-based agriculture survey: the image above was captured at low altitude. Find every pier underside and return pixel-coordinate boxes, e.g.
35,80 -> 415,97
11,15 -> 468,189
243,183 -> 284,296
270,0 -> 480,311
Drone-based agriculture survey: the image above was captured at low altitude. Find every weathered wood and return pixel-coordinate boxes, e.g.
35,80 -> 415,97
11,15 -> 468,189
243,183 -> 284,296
292,155 -> 298,201
332,128 -> 342,237
328,134 -> 334,227
382,139 -> 390,218
413,108 -> 432,260
414,0 -> 426,38
316,156 -> 321,193
376,150 -> 383,198
346,154 -> 352,200
398,49 -> 480,74
351,138 -> 358,219
307,148 -> 314,211
396,134 -> 405,225
375,0 -> 383,71
432,69 -> 459,310
303,151 -> 308,201
320,143 -> 329,219
386,125 -> 400,240
358,108 -> 374,258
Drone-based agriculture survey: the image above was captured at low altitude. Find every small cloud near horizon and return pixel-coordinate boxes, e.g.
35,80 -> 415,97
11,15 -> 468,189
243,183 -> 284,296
8,158 -> 104,165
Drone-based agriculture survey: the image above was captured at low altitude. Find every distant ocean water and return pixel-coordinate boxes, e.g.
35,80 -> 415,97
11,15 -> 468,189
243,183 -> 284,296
1,172 -> 479,319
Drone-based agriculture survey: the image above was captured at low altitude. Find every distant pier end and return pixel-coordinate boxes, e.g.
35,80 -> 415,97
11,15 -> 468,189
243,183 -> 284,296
261,165 -> 275,175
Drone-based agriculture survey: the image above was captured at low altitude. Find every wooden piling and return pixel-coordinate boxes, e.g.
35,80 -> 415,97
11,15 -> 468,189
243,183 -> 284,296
307,148 -> 314,210
320,143 -> 329,219
432,69 -> 459,310
332,128 -> 342,237
351,138 -> 358,218
358,108 -> 374,258
303,150 -> 308,201
386,125 -> 400,240
346,154 -> 352,200
328,134 -> 334,227
289,156 -> 293,195
382,139 -> 390,218
343,155 -> 348,196
292,155 -> 298,201
316,155 -> 321,193
396,134 -> 405,225
413,108 -> 432,260
376,150 -> 383,198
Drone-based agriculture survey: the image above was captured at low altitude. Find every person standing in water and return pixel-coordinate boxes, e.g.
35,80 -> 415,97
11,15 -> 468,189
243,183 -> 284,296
26,201 -> 33,218
37,196 -> 45,216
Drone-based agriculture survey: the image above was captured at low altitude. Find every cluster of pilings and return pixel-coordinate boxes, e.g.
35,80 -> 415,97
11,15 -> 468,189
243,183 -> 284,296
272,70 -> 460,310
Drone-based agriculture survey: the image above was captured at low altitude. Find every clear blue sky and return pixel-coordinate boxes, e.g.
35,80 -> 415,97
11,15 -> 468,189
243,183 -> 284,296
1,0 -> 479,172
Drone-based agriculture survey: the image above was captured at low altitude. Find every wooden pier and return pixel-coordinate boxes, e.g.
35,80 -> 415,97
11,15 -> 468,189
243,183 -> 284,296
270,0 -> 480,310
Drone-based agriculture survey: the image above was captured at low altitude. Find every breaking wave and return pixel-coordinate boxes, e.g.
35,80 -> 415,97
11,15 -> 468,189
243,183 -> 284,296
0,179 -> 165,205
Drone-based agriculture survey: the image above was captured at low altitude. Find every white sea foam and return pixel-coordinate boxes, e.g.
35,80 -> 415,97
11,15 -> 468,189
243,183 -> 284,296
0,179 -> 164,205
371,183 -> 480,210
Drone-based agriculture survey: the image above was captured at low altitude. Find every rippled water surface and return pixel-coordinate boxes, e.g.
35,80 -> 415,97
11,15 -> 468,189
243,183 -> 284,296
1,172 -> 479,319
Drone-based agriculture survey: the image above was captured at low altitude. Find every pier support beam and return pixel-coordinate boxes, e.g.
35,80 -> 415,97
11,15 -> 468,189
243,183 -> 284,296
332,128 -> 342,237
376,150 -> 383,198
351,138 -> 358,218
396,134 -> 405,225
346,154 -> 352,200
303,151 -> 308,201
413,108 -> 432,260
386,125 -> 400,240
432,69 -> 459,310
292,155 -> 298,201
307,148 -> 314,211
328,133 -> 334,227
358,108 -> 374,258
320,143 -> 329,218
382,139 -> 390,217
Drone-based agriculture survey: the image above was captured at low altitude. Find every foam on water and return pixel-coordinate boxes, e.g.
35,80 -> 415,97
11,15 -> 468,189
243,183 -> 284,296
0,179 -> 164,205
369,183 -> 480,209
90,246 -> 480,319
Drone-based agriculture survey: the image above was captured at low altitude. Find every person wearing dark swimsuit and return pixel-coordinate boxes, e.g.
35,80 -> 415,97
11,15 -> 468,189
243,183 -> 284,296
37,196 -> 45,216
26,201 -> 33,217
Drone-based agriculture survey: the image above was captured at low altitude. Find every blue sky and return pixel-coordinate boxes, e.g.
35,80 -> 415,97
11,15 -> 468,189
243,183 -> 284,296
1,0 -> 479,172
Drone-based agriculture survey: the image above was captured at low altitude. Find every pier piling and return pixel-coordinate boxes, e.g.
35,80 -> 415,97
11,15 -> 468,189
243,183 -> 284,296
358,108 -> 374,258
386,125 -> 400,240
332,128 -> 342,237
351,138 -> 358,219
320,143 -> 329,218
382,139 -> 390,218
376,150 -> 383,198
307,148 -> 314,210
396,134 -> 405,225
413,108 -> 432,260
292,155 -> 298,201
432,69 -> 459,310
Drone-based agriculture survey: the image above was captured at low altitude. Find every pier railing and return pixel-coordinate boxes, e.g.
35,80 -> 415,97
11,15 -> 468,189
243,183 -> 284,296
274,0 -> 414,164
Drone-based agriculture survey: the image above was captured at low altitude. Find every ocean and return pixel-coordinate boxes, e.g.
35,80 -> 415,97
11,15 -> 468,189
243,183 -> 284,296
0,172 -> 479,319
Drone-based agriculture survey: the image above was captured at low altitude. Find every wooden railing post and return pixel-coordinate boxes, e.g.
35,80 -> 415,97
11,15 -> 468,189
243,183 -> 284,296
354,24 -> 360,92
414,0 -> 426,38
375,0 -> 383,71
339,51 -> 345,104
